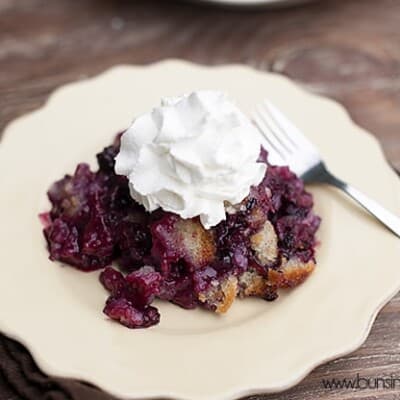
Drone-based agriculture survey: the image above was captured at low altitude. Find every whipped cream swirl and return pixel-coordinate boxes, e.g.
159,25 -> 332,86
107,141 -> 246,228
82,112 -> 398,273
114,90 -> 266,229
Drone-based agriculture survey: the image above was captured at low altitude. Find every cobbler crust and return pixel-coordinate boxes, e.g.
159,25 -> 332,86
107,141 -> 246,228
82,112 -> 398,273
197,257 -> 316,314
268,258 -> 315,289
177,219 -> 216,267
250,220 -> 278,266
196,218 -> 316,313
198,276 -> 238,314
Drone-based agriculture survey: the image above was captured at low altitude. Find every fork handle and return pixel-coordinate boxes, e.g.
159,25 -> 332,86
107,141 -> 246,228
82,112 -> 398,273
324,171 -> 400,238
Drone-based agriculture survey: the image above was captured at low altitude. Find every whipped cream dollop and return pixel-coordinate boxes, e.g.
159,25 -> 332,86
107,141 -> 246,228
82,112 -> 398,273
114,90 -> 266,229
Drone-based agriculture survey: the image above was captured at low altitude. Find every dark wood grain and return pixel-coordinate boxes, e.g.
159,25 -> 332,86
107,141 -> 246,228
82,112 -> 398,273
1,0 -> 400,399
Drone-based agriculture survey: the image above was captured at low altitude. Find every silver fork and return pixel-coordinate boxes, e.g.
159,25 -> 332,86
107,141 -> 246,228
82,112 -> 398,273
253,100 -> 400,238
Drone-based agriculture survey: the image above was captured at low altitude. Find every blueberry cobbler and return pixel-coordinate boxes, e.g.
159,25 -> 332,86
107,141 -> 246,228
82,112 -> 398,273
41,91 -> 321,329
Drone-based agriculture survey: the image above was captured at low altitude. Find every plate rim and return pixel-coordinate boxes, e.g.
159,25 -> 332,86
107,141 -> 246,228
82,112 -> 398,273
1,289 -> 396,400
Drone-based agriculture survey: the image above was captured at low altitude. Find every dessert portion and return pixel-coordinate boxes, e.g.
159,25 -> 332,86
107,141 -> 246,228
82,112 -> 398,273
41,91 -> 321,329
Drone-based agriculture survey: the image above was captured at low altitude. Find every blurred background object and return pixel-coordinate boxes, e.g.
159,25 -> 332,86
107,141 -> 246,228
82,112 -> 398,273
188,0 -> 316,8
0,1 -> 400,399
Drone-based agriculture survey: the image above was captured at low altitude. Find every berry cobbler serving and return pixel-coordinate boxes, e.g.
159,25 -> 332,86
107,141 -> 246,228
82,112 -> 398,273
41,91 -> 321,329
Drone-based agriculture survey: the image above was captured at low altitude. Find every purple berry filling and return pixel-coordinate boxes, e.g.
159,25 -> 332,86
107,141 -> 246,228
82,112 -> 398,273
42,134 -> 321,329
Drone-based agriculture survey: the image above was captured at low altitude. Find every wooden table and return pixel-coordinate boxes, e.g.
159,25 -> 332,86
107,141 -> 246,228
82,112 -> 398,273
1,0 -> 400,399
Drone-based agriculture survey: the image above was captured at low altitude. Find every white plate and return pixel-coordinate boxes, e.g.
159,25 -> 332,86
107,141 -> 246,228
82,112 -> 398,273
0,61 -> 399,400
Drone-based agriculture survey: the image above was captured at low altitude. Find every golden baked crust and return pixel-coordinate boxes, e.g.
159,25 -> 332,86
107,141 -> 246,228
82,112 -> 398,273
237,258 -> 315,297
176,218 -> 216,266
197,276 -> 238,313
250,220 -> 278,266
216,276 -> 238,313
198,258 -> 315,313
268,258 -> 315,289
195,217 -> 316,313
